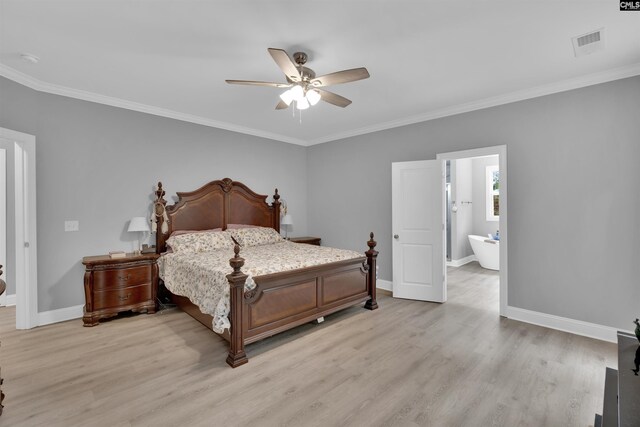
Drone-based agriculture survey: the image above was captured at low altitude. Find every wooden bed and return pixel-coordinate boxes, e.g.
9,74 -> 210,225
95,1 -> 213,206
153,178 -> 378,368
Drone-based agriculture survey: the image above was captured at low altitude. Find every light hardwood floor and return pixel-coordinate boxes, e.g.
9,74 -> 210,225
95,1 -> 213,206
0,262 -> 615,426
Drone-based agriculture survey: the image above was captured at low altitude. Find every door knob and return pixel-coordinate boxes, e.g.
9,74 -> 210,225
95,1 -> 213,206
394,234 -> 399,239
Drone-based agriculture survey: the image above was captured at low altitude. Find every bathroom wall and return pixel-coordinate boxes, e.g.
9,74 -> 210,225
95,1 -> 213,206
450,158 -> 473,260
472,155 -> 499,239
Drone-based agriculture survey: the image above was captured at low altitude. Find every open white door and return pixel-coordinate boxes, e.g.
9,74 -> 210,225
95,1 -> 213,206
392,160 -> 446,302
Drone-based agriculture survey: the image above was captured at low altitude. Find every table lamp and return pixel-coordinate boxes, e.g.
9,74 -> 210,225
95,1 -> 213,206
281,214 -> 293,239
128,216 -> 150,254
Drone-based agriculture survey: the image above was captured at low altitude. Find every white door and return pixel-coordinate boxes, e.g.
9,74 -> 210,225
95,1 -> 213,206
0,148 -> 6,306
392,160 -> 446,302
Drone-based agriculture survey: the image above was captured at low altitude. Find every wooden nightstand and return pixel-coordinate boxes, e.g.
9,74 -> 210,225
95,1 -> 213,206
289,236 -> 321,246
82,253 -> 159,326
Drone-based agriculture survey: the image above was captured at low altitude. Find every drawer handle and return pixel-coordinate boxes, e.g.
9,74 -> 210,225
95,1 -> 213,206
118,274 -> 130,283
119,293 -> 131,301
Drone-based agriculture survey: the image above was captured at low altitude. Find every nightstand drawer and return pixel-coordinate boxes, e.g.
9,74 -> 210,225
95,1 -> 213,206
93,265 -> 152,290
93,284 -> 152,310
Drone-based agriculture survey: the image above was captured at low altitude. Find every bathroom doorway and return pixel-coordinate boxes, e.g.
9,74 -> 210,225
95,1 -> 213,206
437,146 -> 507,316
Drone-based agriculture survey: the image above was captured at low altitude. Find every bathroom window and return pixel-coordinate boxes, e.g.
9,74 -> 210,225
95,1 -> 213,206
486,165 -> 499,221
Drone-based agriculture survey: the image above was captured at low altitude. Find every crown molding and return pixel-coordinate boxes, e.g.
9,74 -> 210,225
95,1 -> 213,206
307,62 -> 640,146
0,64 -> 308,147
2,62 -> 640,147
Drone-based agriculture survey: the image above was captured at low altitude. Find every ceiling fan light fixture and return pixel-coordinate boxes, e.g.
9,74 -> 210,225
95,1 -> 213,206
279,89 -> 294,106
296,97 -> 310,110
306,89 -> 321,106
290,85 -> 305,102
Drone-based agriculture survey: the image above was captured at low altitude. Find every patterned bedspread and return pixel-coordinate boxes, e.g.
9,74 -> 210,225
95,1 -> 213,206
158,241 -> 364,333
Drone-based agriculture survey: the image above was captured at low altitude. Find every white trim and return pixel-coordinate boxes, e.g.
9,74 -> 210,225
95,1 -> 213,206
437,145 -> 508,317
446,255 -> 477,268
0,148 -> 5,307
377,279 -> 392,292
0,128 -> 38,329
2,62 -> 640,147
37,304 -> 84,327
505,305 -> 633,344
4,293 -> 16,306
0,64 -> 308,147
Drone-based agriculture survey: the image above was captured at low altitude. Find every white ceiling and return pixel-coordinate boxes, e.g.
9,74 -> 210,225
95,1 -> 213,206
1,1 -> 639,146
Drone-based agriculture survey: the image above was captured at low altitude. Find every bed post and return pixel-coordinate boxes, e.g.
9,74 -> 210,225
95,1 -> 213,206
364,232 -> 379,310
272,188 -> 281,233
226,244 -> 249,368
154,182 -> 168,254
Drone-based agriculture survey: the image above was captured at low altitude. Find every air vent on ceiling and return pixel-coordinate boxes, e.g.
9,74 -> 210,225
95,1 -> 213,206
572,28 -> 605,57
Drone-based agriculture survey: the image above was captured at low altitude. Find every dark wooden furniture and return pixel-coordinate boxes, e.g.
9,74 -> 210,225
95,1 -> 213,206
596,332 -> 640,427
0,265 -> 5,416
82,253 -> 159,326
289,236 -> 321,246
153,178 -> 378,368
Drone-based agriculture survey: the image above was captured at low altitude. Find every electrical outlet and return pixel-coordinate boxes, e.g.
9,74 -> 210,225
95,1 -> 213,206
64,220 -> 79,232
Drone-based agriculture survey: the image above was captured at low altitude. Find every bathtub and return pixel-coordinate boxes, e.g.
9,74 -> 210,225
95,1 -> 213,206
468,235 -> 500,270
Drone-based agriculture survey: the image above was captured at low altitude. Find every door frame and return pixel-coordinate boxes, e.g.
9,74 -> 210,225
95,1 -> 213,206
437,145 -> 507,317
0,127 -> 38,329
0,148 -> 6,306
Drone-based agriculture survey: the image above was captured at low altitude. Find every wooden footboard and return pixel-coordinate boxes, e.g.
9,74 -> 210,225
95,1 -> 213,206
226,233 -> 378,368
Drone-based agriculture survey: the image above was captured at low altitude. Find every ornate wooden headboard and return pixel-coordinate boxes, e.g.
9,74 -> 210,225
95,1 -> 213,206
153,178 -> 281,253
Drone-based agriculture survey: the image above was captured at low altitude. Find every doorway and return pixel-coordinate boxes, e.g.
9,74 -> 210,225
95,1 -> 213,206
437,146 -> 507,316
0,127 -> 38,329
391,145 -> 507,316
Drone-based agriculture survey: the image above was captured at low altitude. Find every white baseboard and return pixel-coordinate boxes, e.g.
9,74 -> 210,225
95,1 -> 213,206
377,279 -> 392,292
37,304 -> 84,327
505,305 -> 633,343
447,255 -> 476,267
3,293 -> 16,306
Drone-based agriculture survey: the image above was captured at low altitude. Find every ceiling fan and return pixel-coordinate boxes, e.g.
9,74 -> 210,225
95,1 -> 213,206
226,48 -> 370,110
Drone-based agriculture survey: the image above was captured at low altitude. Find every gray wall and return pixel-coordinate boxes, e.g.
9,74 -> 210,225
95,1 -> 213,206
308,75 -> 640,330
472,155 -> 499,239
0,77 -> 308,312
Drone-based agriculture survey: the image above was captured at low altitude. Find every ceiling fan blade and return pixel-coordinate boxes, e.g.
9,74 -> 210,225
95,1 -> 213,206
310,67 -> 370,87
317,89 -> 352,108
275,100 -> 289,110
268,48 -> 301,82
225,80 -> 292,88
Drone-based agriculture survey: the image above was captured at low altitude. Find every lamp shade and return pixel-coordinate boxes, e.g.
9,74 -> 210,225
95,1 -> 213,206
128,217 -> 150,232
296,98 -> 309,110
279,88 -> 294,106
306,89 -> 321,106
290,85 -> 304,102
281,214 -> 293,226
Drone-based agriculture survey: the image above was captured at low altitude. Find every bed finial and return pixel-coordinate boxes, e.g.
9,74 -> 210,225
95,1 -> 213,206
367,232 -> 377,251
155,182 -> 165,201
273,188 -> 280,202
229,244 -> 245,273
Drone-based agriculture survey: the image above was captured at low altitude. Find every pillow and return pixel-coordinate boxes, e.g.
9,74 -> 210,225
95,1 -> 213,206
170,228 -> 222,237
166,230 -> 234,253
226,224 -> 260,229
230,226 -> 284,247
